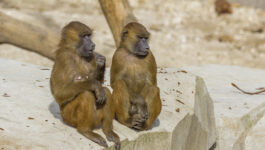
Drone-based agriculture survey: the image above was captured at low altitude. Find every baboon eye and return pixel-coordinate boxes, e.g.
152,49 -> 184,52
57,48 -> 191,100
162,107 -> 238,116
138,36 -> 148,40
83,34 -> 91,38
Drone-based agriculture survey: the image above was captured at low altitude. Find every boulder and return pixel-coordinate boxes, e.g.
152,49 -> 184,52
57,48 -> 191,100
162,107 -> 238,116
0,58 -> 216,150
184,64 -> 265,150
245,115 -> 265,150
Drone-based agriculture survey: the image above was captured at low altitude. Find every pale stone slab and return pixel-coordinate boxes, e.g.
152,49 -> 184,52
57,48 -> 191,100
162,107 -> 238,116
184,64 -> 265,150
245,115 -> 265,150
0,58 -> 216,150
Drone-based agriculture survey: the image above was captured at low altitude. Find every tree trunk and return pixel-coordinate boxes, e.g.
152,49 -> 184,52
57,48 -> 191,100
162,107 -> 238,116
99,0 -> 137,47
0,12 -> 59,60
0,0 -> 136,59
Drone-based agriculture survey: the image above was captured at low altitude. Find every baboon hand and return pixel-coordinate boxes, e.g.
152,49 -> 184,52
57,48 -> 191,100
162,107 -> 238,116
131,114 -> 146,130
96,54 -> 106,68
95,87 -> 107,104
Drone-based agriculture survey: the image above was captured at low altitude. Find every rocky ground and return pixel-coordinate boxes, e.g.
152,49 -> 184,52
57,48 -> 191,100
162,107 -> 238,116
0,0 -> 264,69
0,1 -> 264,149
1,58 -> 264,150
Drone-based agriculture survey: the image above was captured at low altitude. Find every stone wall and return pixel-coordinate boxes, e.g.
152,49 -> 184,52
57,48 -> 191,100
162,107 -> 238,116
201,0 -> 265,9
230,0 -> 265,9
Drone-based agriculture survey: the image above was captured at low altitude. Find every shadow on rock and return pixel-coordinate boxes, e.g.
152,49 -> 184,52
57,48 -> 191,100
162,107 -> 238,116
48,100 -> 63,122
152,118 -> 160,129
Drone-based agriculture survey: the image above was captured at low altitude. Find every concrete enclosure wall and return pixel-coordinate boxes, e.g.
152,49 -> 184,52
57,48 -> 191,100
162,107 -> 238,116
230,0 -> 265,9
201,0 -> 265,9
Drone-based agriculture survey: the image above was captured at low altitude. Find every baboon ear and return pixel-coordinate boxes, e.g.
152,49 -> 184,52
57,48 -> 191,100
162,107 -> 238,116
121,30 -> 128,41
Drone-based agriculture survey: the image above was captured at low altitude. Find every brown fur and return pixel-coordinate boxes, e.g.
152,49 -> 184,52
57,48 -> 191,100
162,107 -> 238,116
215,0 -> 233,15
50,21 -> 120,149
110,22 -> 162,130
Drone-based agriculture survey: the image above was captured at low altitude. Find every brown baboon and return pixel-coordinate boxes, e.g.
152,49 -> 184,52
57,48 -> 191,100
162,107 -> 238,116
50,21 -> 120,149
111,22 -> 162,130
215,0 -> 233,15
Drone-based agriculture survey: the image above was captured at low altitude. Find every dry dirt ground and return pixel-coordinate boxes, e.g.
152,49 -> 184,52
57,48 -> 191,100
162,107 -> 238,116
0,0 -> 264,69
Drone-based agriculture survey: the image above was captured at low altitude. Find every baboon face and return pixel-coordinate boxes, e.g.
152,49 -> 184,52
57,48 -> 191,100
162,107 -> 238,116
134,35 -> 149,56
60,21 -> 95,59
77,33 -> 95,58
121,22 -> 150,57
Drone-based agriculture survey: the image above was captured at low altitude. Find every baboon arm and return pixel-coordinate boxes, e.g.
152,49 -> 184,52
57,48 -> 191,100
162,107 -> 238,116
69,79 -> 103,94
148,52 -> 158,85
94,52 -> 106,83
110,54 -> 125,87
55,79 -> 103,105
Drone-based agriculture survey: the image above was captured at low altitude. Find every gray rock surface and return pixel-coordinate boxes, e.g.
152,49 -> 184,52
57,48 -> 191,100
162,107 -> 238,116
0,58 -> 216,150
245,115 -> 265,150
184,64 -> 265,150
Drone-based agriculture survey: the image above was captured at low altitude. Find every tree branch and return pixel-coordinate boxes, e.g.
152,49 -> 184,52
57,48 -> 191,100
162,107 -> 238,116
0,0 -> 137,59
99,0 -> 137,47
0,12 -> 59,60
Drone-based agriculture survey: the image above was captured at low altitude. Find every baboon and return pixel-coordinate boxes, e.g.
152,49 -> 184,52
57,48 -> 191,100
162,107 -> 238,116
111,22 -> 162,130
50,21 -> 120,149
215,0 -> 233,15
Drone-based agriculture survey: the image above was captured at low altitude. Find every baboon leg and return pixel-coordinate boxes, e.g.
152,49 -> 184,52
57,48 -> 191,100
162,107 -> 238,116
80,130 -> 108,148
61,91 -> 95,127
62,91 -> 108,147
141,86 -> 162,130
100,87 -> 120,150
112,80 -> 133,127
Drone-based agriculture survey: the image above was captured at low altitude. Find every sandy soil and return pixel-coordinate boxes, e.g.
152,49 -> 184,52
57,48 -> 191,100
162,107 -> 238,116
0,0 -> 264,69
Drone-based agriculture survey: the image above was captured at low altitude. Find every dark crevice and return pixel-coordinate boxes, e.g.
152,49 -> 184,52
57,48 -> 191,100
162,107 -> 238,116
209,142 -> 217,150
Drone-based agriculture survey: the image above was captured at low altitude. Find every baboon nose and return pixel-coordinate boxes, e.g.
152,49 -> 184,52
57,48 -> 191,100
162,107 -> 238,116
92,44 -> 95,49
144,113 -> 149,120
